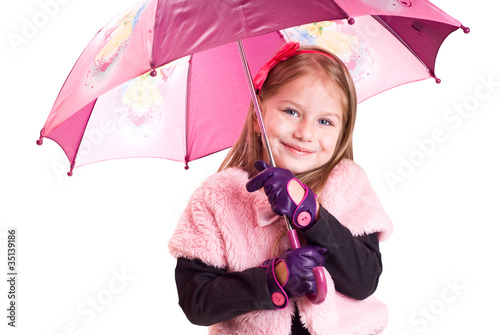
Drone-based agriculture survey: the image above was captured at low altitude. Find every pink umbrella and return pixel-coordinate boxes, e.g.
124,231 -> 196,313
36,0 -> 468,305
36,0 -> 468,175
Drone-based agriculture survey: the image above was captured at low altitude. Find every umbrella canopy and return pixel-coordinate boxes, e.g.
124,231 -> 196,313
37,0 -> 468,174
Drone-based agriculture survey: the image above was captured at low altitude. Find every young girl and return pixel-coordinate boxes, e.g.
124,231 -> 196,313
169,42 -> 393,334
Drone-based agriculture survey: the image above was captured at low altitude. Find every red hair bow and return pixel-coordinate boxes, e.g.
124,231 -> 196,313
253,42 -> 301,92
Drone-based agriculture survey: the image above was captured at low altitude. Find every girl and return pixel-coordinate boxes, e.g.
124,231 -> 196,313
169,42 -> 393,334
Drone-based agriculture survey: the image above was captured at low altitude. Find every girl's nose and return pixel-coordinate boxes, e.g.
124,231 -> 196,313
293,119 -> 314,142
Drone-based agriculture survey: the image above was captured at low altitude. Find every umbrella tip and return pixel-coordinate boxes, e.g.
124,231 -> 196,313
429,71 -> 441,84
37,131 -> 44,145
150,69 -> 157,77
460,25 -> 470,34
67,163 -> 75,177
347,18 -> 355,25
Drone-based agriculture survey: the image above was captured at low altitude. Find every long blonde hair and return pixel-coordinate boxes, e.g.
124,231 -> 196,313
219,45 -> 357,194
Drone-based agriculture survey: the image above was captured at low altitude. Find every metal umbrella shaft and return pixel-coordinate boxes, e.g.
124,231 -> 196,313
237,40 -> 327,304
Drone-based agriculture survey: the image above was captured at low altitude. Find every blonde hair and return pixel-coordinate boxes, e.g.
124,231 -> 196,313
219,45 -> 357,194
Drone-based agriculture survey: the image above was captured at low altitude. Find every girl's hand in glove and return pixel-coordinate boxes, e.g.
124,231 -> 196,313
246,160 -> 318,229
261,245 -> 327,309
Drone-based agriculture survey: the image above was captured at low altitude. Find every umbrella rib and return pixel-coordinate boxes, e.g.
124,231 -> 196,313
184,55 -> 193,169
371,15 -> 439,82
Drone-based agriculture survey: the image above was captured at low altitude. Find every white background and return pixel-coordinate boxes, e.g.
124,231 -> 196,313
1,1 -> 498,334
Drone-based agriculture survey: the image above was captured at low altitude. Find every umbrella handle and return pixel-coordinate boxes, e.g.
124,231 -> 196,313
306,267 -> 328,304
286,224 -> 328,305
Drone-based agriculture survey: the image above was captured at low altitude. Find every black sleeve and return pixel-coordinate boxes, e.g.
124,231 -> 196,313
301,205 -> 383,300
174,257 -> 274,326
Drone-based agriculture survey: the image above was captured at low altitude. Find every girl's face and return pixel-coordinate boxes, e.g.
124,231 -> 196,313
259,74 -> 344,174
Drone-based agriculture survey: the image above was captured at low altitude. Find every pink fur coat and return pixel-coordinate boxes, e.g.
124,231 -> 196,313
169,159 -> 393,334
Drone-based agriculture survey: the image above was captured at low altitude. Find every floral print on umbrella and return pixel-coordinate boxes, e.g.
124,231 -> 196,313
283,21 -> 374,83
85,1 -> 148,87
116,60 -> 181,130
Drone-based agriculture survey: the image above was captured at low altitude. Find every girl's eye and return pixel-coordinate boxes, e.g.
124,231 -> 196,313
283,109 -> 299,117
318,119 -> 333,126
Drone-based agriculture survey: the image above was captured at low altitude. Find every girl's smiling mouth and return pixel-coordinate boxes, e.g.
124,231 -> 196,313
282,142 -> 314,155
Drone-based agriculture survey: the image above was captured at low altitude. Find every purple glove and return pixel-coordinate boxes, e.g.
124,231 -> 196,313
261,246 -> 327,309
246,161 -> 318,229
